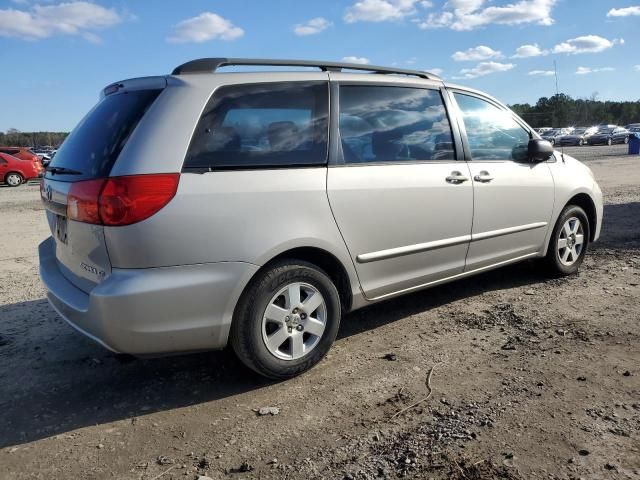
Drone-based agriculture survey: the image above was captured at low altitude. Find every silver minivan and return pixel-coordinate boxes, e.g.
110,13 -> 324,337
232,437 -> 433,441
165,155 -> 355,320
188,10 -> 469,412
39,58 -> 603,379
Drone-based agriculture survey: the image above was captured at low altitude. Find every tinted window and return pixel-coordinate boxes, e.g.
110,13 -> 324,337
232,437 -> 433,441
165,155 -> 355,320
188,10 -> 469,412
184,82 -> 328,170
454,93 -> 530,161
339,86 -> 454,164
47,89 -> 161,181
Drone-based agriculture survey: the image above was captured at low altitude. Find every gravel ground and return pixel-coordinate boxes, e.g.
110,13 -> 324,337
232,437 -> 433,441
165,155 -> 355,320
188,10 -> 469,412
0,145 -> 639,479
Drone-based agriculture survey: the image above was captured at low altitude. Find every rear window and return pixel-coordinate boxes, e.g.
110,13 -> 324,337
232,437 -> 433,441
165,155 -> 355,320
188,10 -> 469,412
47,89 -> 161,181
184,82 -> 329,170
0,148 -> 20,155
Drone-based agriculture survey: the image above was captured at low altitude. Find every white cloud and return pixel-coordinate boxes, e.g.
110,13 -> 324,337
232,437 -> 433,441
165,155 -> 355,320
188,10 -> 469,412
420,0 -> 557,30
452,45 -> 501,61
635,65 -> 640,72
575,66 -> 616,75
528,70 -> 554,76
513,43 -> 549,58
344,0 -> 422,23
553,35 -> 622,55
454,61 -> 515,79
167,12 -> 243,43
342,56 -> 370,64
418,11 -> 453,28
293,17 -> 332,36
607,6 -> 640,17
449,0 -> 486,13
0,1 -> 121,40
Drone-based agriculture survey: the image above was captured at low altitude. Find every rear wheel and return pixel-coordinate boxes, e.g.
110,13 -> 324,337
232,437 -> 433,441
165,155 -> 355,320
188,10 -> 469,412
5,172 -> 23,187
607,138 -> 613,146
230,260 -> 341,379
624,136 -> 629,144
544,205 -> 590,276
578,138 -> 584,146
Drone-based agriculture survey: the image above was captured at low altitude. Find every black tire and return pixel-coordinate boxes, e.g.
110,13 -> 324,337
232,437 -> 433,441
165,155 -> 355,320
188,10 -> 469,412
544,205 -> 590,276
230,260 -> 341,379
4,172 -> 23,187
578,139 -> 584,146
624,136 -> 629,144
550,138 -> 555,146
607,138 -> 612,146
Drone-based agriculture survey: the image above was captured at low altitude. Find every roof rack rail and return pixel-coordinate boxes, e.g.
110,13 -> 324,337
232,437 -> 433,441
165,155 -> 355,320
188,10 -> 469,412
171,58 -> 441,81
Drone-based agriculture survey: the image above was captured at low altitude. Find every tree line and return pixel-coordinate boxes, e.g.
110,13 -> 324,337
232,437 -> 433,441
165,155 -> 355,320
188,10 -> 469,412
0,129 -> 68,148
510,94 -> 640,128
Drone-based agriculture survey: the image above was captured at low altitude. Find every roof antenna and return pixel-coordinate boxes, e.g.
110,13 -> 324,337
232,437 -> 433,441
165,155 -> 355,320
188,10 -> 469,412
554,60 -> 565,163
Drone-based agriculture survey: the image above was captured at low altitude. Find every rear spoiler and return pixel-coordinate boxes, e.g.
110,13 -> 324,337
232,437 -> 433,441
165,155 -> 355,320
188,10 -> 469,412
101,76 -> 168,99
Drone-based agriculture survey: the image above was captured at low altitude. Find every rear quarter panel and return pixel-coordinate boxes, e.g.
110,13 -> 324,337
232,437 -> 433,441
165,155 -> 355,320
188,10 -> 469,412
104,168 -> 362,305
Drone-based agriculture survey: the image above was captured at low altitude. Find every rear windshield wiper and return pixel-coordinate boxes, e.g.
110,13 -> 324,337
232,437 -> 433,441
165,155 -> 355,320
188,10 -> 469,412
45,166 -> 83,175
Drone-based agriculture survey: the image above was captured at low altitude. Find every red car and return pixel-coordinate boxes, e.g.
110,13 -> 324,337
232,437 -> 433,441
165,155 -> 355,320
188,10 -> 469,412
0,146 -> 40,163
0,152 -> 43,187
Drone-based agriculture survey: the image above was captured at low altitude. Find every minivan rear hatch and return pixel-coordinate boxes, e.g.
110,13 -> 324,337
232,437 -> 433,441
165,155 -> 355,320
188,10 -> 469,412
41,78 -> 165,293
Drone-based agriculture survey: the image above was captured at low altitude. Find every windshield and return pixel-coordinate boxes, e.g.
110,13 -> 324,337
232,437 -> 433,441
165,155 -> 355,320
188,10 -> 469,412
598,128 -> 614,134
573,129 -> 586,134
46,89 -> 161,181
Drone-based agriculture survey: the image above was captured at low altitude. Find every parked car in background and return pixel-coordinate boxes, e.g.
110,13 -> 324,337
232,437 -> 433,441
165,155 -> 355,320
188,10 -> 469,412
624,123 -> 640,130
0,152 -> 43,186
587,126 -> 630,146
536,127 -> 553,135
541,128 -> 568,145
0,146 -> 45,174
38,58 -> 603,379
0,146 -> 40,164
557,127 -> 589,146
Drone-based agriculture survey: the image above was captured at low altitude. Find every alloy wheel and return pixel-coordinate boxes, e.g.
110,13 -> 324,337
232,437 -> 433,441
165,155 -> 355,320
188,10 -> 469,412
557,217 -> 585,266
261,282 -> 327,361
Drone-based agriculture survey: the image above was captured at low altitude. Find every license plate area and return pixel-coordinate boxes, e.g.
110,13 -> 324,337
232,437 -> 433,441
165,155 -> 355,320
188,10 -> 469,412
55,215 -> 68,245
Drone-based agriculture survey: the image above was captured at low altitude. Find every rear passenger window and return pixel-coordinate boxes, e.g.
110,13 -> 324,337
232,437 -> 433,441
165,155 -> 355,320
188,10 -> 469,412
339,86 -> 455,164
184,82 -> 329,170
453,93 -> 530,161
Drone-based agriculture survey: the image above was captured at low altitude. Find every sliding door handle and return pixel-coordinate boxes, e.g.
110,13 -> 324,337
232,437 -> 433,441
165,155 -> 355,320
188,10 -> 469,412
473,171 -> 494,183
446,171 -> 469,184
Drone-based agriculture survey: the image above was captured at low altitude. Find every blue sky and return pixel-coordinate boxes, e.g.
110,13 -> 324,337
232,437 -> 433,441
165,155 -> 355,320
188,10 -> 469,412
1,0 -> 639,131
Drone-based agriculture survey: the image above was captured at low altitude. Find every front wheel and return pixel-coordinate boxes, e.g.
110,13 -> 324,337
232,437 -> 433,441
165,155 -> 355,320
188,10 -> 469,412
544,205 -> 590,276
5,172 -> 23,187
230,260 -> 341,379
624,136 -> 629,144
578,139 -> 584,146
607,138 -> 613,146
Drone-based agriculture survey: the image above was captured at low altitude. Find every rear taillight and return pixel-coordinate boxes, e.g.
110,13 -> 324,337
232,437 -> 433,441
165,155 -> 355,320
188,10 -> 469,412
67,174 -> 180,226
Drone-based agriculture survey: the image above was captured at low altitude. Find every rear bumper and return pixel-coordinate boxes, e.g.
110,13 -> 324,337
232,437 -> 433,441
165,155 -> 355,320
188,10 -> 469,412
39,237 -> 259,355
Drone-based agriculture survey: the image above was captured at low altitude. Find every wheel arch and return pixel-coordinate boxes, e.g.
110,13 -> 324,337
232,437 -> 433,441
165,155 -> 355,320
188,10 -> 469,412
566,192 -> 598,242
253,246 -> 354,313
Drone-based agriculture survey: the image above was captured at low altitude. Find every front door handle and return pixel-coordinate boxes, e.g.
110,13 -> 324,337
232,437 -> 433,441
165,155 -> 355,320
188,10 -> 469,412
446,171 -> 469,184
473,171 -> 494,183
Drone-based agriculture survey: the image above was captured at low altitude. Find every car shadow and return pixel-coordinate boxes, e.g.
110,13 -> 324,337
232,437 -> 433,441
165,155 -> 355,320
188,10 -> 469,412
0,202 -> 637,449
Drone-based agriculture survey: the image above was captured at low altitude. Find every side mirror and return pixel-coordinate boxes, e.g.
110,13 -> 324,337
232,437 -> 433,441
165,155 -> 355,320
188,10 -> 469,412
528,138 -> 554,162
